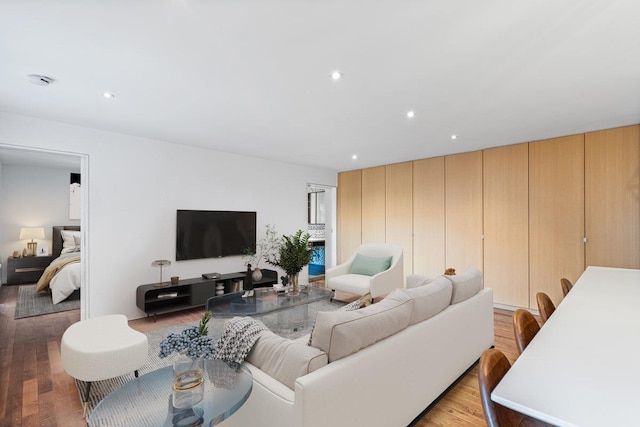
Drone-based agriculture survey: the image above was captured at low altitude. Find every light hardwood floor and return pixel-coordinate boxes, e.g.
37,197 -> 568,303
0,284 -> 522,427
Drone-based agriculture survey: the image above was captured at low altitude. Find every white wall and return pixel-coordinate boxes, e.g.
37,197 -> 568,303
0,112 -> 337,319
0,164 -> 81,283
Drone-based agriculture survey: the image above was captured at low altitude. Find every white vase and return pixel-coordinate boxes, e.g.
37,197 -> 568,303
252,268 -> 263,282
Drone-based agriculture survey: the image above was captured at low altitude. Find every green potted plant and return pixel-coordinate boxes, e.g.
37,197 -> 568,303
266,229 -> 314,294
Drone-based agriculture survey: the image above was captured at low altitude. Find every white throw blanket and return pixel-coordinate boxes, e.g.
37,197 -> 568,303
213,317 -> 267,364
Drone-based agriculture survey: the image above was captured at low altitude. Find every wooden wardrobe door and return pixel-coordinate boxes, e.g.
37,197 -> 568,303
337,170 -> 362,263
445,151 -> 483,273
413,157 -> 445,277
529,134 -> 584,308
386,162 -> 413,278
585,125 -> 640,269
483,143 -> 529,307
361,166 -> 386,244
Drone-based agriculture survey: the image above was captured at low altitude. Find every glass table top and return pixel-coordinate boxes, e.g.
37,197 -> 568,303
88,359 -> 252,427
206,285 -> 333,317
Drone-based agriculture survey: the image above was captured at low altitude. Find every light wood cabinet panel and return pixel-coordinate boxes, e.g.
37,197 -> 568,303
386,162 -> 413,277
337,170 -> 362,263
585,125 -> 640,269
361,166 -> 386,244
445,151 -> 483,273
413,157 -> 445,276
483,144 -> 529,307
529,135 -> 584,308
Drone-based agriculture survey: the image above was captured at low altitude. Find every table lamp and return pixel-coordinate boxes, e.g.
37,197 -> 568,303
151,259 -> 172,287
20,227 -> 45,256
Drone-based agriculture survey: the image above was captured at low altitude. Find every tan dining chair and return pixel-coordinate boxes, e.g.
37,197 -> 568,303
560,278 -> 573,297
513,309 -> 540,355
536,292 -> 556,325
478,348 -> 554,427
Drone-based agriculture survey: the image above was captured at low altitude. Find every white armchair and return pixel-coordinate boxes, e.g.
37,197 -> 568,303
326,243 -> 404,299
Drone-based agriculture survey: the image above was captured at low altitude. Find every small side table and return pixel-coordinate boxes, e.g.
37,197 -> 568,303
6,255 -> 53,285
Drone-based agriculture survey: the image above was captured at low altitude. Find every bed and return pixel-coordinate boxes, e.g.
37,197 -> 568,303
35,226 -> 81,304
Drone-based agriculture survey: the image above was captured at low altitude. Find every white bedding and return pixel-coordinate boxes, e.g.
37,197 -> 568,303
50,261 -> 81,304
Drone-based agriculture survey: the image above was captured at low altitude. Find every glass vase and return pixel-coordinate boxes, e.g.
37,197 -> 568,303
288,273 -> 300,295
172,353 -> 204,409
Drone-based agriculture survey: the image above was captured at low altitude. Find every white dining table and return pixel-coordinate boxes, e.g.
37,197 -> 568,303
492,266 -> 640,427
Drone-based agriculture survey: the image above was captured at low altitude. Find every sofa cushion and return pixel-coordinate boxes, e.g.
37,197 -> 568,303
444,267 -> 482,304
247,330 -> 328,390
310,289 -> 412,362
406,274 -> 433,289
400,276 -> 452,325
327,274 -> 373,296
349,253 -> 392,276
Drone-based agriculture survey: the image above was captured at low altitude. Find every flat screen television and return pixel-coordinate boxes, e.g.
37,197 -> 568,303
176,210 -> 256,261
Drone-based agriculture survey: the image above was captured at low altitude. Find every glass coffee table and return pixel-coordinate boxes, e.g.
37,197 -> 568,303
88,359 -> 252,427
206,285 -> 334,333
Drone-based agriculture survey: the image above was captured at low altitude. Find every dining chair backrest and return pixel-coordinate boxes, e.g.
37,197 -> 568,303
536,292 -> 556,325
478,349 -> 554,427
513,309 -> 540,355
560,278 -> 573,297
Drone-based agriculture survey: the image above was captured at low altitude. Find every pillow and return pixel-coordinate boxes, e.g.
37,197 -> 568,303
444,267 -> 482,304
307,293 -> 371,346
247,330 -> 328,390
310,289 -> 412,362
349,254 -> 392,276
399,276 -> 452,325
61,230 -> 81,254
406,274 -> 433,289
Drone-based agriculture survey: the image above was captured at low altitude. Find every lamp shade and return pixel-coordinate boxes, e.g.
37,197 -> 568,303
151,259 -> 172,267
20,227 -> 45,241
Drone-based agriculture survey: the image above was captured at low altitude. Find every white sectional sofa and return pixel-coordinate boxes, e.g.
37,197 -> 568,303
219,272 -> 494,427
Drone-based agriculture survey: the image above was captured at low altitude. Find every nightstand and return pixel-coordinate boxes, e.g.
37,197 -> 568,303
6,256 -> 54,285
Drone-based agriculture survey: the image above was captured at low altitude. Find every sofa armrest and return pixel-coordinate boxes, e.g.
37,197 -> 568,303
325,252 -> 357,282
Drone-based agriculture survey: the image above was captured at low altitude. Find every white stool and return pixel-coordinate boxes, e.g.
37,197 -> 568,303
61,314 -> 148,417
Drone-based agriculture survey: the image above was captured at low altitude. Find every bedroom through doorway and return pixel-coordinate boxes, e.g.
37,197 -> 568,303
0,144 -> 89,319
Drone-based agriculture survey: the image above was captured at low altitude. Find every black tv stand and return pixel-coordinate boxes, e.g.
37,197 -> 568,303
136,269 -> 278,320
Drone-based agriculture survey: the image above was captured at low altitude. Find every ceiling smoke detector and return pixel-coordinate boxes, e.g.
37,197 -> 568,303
27,74 -> 54,86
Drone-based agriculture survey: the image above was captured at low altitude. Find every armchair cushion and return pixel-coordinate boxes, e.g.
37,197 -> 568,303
348,254 -> 392,276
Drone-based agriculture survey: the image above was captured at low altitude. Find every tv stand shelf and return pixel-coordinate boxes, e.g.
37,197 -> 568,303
136,269 -> 278,319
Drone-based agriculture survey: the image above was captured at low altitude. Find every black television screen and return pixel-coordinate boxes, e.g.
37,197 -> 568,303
176,210 -> 256,261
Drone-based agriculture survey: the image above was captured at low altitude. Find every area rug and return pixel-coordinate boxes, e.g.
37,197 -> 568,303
14,284 -> 80,319
79,298 -> 346,421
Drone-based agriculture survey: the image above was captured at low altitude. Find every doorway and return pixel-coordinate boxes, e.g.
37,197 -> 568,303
306,183 -> 336,282
0,144 -> 89,319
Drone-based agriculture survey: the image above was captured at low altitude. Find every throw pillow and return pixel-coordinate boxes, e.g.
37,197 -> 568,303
247,330 -> 328,390
349,254 -> 392,276
406,275 -> 433,289
444,267 -> 482,304
310,289 -> 412,362
307,295 -> 368,346
399,276 -> 452,325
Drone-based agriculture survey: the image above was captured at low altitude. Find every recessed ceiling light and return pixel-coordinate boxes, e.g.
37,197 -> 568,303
103,92 -> 115,99
331,71 -> 342,81
352,154 -> 357,160
450,134 -> 458,140
27,74 -> 53,86
406,110 -> 415,118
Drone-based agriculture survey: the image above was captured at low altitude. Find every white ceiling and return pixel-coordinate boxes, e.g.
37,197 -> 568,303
1,0 -> 639,172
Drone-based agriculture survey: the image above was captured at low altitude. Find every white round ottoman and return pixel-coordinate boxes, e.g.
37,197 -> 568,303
61,314 -> 148,417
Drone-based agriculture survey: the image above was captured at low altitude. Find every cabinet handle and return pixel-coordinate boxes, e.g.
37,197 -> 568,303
583,237 -> 588,243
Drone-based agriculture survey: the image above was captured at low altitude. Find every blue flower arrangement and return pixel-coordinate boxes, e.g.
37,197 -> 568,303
159,311 -> 217,359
